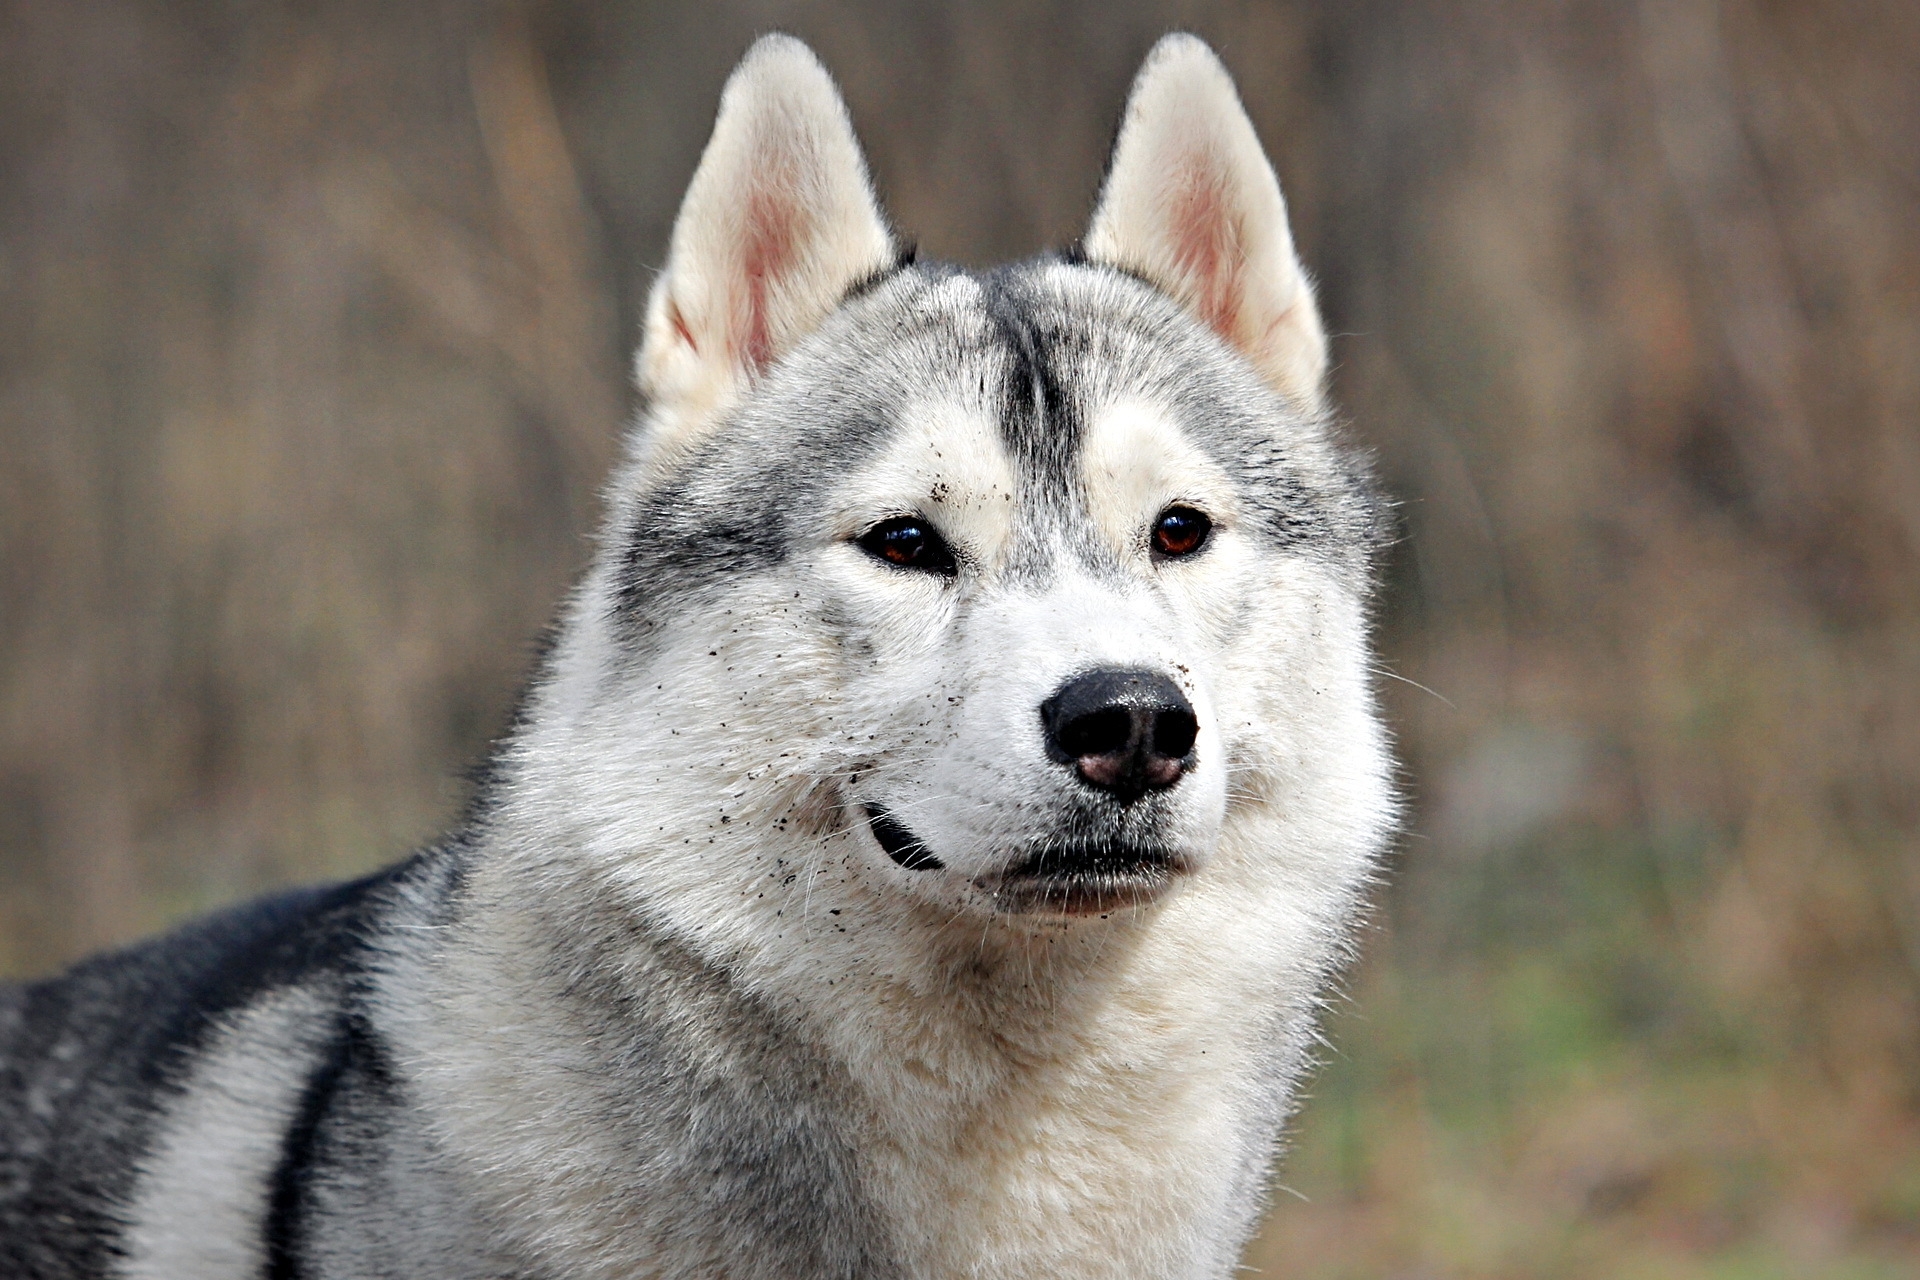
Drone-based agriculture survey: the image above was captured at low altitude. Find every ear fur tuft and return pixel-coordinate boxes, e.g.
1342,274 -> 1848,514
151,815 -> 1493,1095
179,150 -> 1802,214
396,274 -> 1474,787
637,35 -> 894,458
1085,34 -> 1327,408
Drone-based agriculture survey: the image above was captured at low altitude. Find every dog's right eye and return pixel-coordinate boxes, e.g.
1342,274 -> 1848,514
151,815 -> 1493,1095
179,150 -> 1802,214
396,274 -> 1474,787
856,516 -> 958,575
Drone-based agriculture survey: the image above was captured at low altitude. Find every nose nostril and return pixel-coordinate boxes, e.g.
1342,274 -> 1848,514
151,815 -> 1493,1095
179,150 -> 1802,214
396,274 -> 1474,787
1057,707 -> 1133,760
1153,709 -> 1198,760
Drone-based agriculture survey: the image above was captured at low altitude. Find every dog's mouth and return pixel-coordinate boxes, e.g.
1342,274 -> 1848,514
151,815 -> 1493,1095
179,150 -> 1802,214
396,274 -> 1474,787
864,804 -> 1181,916
992,843 -> 1181,916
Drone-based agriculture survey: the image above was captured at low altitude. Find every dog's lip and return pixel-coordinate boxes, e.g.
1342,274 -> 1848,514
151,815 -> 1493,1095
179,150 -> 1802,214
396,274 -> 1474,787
990,845 -> 1183,916
999,844 -> 1182,881
863,804 -> 945,871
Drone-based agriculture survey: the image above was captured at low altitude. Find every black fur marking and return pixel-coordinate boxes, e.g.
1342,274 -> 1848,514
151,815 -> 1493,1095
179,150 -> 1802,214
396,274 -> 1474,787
264,1011 -> 406,1280
616,469 -> 796,622
840,244 -> 919,302
0,855 -> 451,1275
864,806 -> 943,871
978,269 -> 1085,491
265,1021 -> 354,1280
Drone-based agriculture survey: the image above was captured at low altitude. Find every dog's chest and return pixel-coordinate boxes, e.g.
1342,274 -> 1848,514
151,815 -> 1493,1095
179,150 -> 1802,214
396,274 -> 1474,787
846,981 -> 1273,1280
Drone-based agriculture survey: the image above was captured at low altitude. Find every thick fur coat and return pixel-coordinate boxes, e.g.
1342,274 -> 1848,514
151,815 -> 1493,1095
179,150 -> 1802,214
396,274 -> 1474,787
0,34 -> 1394,1280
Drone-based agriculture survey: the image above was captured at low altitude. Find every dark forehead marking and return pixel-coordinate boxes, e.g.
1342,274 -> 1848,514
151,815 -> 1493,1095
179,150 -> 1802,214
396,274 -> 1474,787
975,267 -> 1084,498
973,264 -> 1138,586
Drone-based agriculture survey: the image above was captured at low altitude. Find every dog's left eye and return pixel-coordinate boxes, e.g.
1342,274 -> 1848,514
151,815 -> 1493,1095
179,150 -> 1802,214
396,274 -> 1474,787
856,516 -> 958,575
1151,505 -> 1212,558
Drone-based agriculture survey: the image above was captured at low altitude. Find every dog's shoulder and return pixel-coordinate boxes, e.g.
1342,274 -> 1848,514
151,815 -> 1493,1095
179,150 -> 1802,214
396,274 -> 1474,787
0,854 -> 447,1275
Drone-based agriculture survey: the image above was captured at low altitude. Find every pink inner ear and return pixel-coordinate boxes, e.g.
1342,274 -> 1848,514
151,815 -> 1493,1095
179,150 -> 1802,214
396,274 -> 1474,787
737,169 -> 803,373
1166,158 -> 1244,340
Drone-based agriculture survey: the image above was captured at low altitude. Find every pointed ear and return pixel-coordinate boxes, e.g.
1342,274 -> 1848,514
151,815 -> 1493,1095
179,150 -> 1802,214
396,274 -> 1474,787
637,35 -> 893,450
1085,35 -> 1327,409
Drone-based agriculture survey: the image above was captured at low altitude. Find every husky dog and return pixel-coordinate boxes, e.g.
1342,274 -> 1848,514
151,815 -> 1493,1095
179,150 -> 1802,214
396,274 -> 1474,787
0,32 -> 1392,1280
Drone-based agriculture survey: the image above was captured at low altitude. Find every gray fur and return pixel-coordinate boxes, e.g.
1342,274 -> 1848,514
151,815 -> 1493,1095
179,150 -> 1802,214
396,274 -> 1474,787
0,35 -> 1392,1280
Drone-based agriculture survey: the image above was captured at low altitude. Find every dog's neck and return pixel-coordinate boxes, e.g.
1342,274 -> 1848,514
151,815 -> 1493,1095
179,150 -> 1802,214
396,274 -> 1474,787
461,820 -> 1297,1280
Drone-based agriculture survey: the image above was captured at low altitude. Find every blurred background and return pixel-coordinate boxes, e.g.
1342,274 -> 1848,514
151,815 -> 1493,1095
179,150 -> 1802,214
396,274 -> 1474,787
3,0 -> 1917,1274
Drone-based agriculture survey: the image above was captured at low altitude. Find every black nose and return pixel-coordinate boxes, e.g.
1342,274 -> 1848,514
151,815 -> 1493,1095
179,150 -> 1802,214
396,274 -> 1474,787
1040,669 -> 1198,802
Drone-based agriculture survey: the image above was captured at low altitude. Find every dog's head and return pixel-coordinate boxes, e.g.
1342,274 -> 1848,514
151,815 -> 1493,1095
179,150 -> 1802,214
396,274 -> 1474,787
538,35 -> 1385,925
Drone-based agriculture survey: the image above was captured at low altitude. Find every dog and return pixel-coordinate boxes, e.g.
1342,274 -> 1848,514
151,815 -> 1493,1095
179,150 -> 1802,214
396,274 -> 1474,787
0,32 -> 1393,1280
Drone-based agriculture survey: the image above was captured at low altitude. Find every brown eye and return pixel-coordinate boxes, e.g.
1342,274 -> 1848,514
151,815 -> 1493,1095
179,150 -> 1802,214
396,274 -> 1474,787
1151,505 -> 1212,559
857,516 -> 958,575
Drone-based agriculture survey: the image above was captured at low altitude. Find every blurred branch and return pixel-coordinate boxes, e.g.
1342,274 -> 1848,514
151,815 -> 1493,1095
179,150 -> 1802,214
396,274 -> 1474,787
468,12 -> 623,468
1638,0 -> 1817,523
318,15 -> 621,492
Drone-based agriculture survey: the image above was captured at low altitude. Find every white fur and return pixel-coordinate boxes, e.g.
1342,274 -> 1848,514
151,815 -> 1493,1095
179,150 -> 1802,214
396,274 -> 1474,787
1086,35 -> 1328,409
391,35 -> 1390,1280
405,402 -> 1389,1278
3,35 -> 1386,1280
120,987 -> 332,1280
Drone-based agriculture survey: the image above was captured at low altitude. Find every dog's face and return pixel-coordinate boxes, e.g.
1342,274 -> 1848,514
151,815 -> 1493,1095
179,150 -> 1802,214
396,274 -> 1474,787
537,36 -> 1382,926
618,264 -> 1373,918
